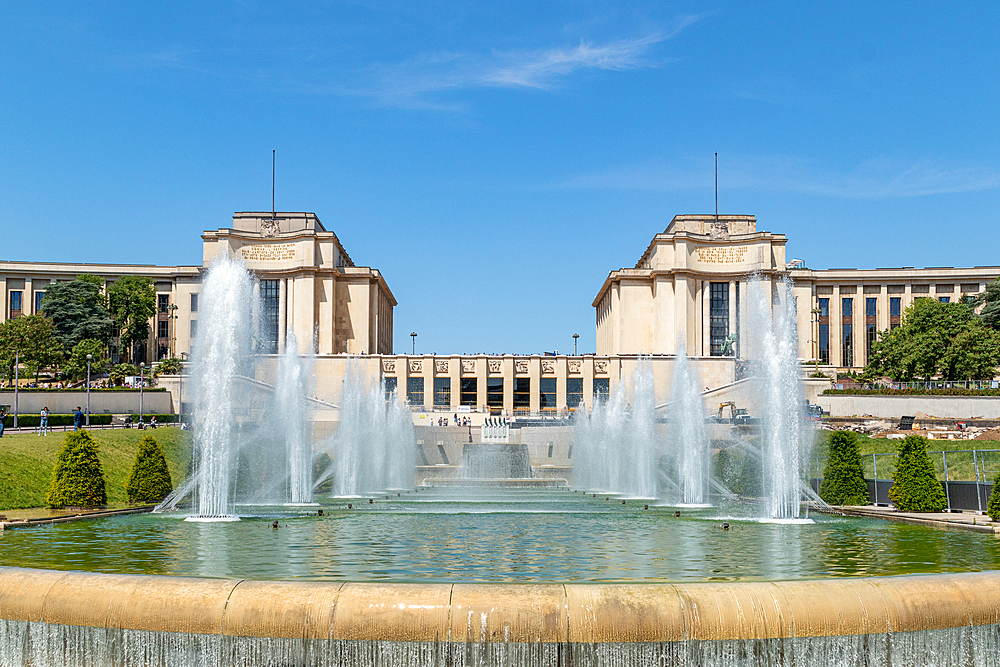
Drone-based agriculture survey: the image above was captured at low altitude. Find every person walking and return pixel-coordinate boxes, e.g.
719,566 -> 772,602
0,406 -> 6,438
73,406 -> 84,431
38,406 -> 50,436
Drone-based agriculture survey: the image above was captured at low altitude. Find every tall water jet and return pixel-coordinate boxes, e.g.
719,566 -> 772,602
187,255 -> 254,520
667,343 -> 710,505
324,359 -> 416,496
745,275 -> 809,520
275,329 -> 314,504
574,359 -> 658,498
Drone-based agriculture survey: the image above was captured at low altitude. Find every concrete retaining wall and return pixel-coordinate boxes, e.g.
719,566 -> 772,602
1,566 -> 999,665
0,391 -> 173,416
817,394 -> 1000,419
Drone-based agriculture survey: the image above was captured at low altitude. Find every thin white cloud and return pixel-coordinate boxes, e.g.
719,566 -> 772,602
556,155 -> 1000,199
352,14 -> 703,109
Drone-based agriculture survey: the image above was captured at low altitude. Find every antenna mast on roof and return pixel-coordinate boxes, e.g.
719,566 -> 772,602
272,149 -> 276,220
715,152 -> 718,224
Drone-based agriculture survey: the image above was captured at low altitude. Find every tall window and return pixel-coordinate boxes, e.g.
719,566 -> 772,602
539,378 -> 556,410
842,298 -> 854,367
260,279 -> 280,354
34,291 -> 45,314
818,298 -> 830,365
709,282 -> 729,356
433,378 -> 450,407
9,291 -> 22,318
938,296 -> 950,303
593,378 -> 610,403
190,293 -> 199,312
566,378 -> 584,409
157,320 -> 169,338
486,378 -> 503,410
384,377 -> 398,401
889,297 -> 901,330
158,294 -> 170,313
865,298 -> 877,362
190,320 -> 198,338
865,298 -> 876,318
460,378 -> 477,406
407,377 -> 424,405
513,378 -> 531,409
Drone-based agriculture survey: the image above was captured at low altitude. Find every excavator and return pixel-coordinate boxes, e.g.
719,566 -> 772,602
717,401 -> 751,425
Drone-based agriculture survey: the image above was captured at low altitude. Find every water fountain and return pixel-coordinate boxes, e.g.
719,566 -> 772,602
574,358 -> 659,498
666,342 -> 711,506
275,329 -> 315,505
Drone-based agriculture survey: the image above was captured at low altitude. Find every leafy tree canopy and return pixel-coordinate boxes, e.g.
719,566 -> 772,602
153,357 -> 183,377
106,276 -> 157,362
974,278 -> 1000,332
39,279 -> 114,351
0,315 -> 64,382
47,430 -> 107,508
865,298 -> 1000,381
63,339 -> 110,382
109,363 -> 139,387
76,273 -> 106,289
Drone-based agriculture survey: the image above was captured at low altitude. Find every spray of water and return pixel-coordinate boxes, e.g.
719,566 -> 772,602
275,329 -> 314,504
745,275 -> 809,519
667,343 -> 710,505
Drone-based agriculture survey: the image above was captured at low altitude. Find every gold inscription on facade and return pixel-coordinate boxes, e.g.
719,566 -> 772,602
695,246 -> 748,263
239,243 -> 297,262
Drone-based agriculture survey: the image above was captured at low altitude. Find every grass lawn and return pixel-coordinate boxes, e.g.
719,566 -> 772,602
813,431 -> 1000,483
0,427 -> 192,510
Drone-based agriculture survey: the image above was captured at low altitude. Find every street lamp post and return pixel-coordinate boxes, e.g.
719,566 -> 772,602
168,304 -> 178,358
179,352 -> 186,424
12,350 -> 18,429
811,308 -> 822,375
139,362 -> 145,425
86,354 -> 92,427
410,332 -> 417,355
572,333 -> 579,356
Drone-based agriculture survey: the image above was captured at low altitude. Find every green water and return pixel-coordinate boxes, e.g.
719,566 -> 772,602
2,488 -> 998,582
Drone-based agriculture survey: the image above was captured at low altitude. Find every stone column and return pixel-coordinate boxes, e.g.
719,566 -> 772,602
701,280 -> 709,356
475,356 -> 487,412
729,281 -> 737,356
674,275 -> 689,356
278,278 -> 287,354
528,356 -> 541,413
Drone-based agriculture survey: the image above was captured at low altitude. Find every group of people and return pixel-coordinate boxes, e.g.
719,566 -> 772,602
434,415 -> 474,427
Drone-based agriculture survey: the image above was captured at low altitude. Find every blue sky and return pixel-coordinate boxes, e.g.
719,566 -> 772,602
2,1 -> 998,355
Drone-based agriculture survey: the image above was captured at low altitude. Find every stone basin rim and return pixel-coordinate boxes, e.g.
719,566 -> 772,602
2,566 -> 1000,643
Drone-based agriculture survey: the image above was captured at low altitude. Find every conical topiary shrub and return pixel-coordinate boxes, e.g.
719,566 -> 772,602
125,435 -> 173,504
988,474 -> 1000,522
47,430 -> 107,508
819,431 -> 870,506
888,435 -> 947,512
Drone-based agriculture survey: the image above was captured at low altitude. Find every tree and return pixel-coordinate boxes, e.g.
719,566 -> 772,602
888,435 -> 947,512
39,279 -> 114,352
153,357 -> 183,377
109,363 -> 138,387
0,315 -> 64,382
866,298 -> 1000,381
106,276 -> 156,363
125,435 -> 173,503
63,339 -> 109,382
819,431 -> 869,506
47,430 -> 107,508
974,277 -> 1000,332
76,273 -> 106,289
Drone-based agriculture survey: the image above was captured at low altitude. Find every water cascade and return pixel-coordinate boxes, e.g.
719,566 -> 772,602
574,359 -> 658,497
666,343 -> 710,505
187,255 -> 254,520
745,275 -> 810,520
274,329 -> 314,504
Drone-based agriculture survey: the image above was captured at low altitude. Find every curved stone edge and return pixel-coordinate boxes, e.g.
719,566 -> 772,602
2,567 -> 999,642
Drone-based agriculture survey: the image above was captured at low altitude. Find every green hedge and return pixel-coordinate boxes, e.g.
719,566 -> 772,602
125,435 -> 173,503
889,435 -> 948,512
128,414 -> 178,423
0,388 -> 167,393
4,414 -> 114,427
46,430 -> 107,508
819,431 -> 870,506
824,388 -> 1000,396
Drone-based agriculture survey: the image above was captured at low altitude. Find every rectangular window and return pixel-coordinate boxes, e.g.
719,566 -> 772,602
34,291 -> 45,314
158,344 -> 169,361
513,378 -> 531,409
191,293 -> 199,312
460,378 -> 477,406
189,320 -> 198,338
842,324 -> 853,367
157,320 -> 169,339
709,282 -> 729,356
818,298 -> 830,365
866,324 -> 877,361
9,291 -> 22,317
158,294 -> 170,313
866,298 -> 877,318
486,378 -> 504,409
384,376 -> 398,401
433,377 -> 451,407
260,279 -> 280,354
407,377 -> 424,405
889,297 -> 902,331
539,378 -> 556,410
593,378 -> 610,403
566,378 -> 584,409
842,298 -> 853,317
939,296 -> 950,303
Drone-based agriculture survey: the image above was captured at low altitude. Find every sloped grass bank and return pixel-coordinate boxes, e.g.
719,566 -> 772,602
0,428 -> 191,510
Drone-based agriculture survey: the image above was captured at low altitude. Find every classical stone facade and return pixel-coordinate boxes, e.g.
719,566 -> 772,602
0,211 -> 395,362
594,214 -> 1000,372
